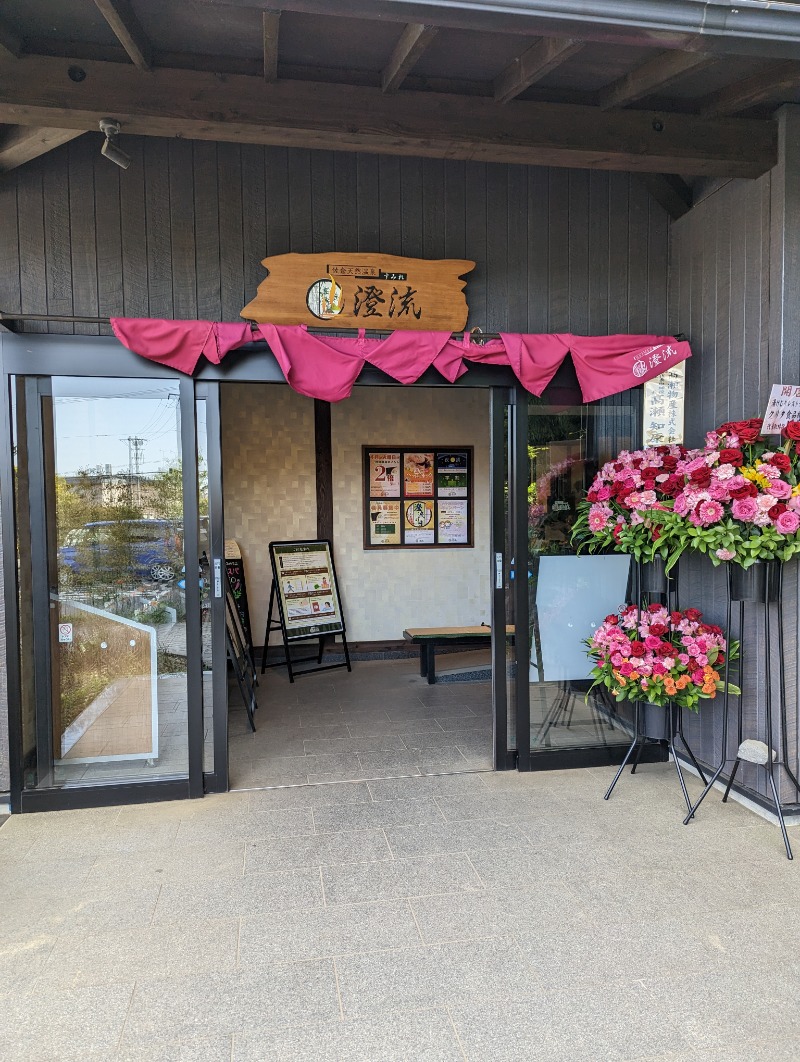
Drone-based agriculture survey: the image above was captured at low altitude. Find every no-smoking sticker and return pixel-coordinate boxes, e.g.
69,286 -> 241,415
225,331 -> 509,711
58,623 -> 73,643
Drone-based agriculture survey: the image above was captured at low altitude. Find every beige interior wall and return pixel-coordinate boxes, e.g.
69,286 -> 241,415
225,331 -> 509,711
331,387 -> 491,643
221,383 -> 491,647
221,384 -> 317,644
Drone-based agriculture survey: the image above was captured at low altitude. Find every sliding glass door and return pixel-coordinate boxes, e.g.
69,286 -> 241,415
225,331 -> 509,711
8,373 -> 208,807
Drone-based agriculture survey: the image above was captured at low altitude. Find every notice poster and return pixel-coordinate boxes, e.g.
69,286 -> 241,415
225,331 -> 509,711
437,500 -> 469,543
224,539 -> 254,650
762,383 -> 800,435
403,452 -> 435,497
272,541 -> 344,640
363,445 -> 473,548
368,451 -> 401,497
404,499 -> 435,544
369,501 -> 401,545
437,451 -> 469,497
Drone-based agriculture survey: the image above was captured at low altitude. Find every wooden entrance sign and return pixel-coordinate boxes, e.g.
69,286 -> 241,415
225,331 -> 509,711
241,253 -> 474,331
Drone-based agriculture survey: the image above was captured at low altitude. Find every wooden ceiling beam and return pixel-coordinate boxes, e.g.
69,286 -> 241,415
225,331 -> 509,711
597,50 -> 712,110
636,173 -> 693,220
699,60 -> 800,117
262,9 -> 281,82
494,37 -> 583,104
0,125 -> 84,171
0,55 -> 777,178
0,18 -> 22,60
382,23 -> 437,94
93,0 -> 152,71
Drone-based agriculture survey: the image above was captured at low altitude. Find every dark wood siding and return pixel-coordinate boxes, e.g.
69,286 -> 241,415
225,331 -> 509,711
0,135 -> 669,336
668,169 -> 800,805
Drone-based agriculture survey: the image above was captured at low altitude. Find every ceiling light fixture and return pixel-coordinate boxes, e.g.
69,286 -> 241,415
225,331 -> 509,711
99,118 -> 131,170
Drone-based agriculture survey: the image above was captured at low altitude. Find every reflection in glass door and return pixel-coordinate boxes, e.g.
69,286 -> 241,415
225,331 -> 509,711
15,377 -> 202,795
525,385 -> 639,758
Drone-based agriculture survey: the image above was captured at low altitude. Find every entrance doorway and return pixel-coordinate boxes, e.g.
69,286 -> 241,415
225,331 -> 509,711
220,383 -> 497,790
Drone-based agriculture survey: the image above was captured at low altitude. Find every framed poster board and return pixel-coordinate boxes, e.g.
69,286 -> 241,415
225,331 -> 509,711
224,538 -> 254,656
270,540 -> 346,641
363,446 -> 474,549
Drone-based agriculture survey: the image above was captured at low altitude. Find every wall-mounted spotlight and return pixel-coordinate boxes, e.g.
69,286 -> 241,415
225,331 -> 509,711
99,118 -> 131,170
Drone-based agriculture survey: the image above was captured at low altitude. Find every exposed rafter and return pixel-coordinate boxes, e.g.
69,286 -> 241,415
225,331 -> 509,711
262,9 -> 281,82
0,18 -> 22,60
382,23 -> 438,93
0,125 -> 83,171
637,173 -> 693,220
699,60 -> 800,117
93,0 -> 152,71
494,37 -> 583,104
596,50 -> 712,110
0,55 -> 777,178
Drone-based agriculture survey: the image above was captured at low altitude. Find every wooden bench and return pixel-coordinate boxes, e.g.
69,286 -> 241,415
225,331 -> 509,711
403,625 -> 492,684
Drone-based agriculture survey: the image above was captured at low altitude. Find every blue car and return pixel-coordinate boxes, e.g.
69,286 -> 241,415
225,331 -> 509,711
58,520 -> 182,584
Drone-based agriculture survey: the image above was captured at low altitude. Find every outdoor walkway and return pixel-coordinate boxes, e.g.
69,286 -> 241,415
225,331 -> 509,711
2,759 -> 800,1061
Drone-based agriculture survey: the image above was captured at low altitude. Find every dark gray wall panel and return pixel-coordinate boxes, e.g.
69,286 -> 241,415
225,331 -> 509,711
0,134 -> 669,337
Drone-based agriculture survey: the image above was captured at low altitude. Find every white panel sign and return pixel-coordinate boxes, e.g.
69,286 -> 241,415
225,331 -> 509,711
530,555 -> 631,683
762,383 -> 800,434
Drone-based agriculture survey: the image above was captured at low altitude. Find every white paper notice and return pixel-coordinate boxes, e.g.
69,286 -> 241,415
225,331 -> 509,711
762,383 -> 800,434
437,500 -> 468,543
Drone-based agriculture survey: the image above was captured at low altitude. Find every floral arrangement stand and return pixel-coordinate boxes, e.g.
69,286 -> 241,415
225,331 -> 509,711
586,568 -> 732,814
682,560 -> 800,860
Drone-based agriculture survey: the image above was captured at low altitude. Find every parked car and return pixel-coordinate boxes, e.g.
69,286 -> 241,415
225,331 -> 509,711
58,519 -> 183,583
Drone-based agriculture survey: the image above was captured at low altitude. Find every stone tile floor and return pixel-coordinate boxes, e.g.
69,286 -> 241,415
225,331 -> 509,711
228,655 -> 494,790
3,752 -> 800,1060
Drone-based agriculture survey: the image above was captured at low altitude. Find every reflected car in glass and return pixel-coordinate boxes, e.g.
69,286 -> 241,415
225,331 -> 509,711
58,519 -> 182,583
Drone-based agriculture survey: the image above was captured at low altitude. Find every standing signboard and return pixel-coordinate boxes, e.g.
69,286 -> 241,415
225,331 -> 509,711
260,540 -> 351,682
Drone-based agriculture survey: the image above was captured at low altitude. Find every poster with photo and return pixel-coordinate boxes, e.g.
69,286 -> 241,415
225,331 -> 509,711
272,541 -> 344,639
368,451 -> 401,497
404,499 -> 435,544
403,452 -> 435,497
437,451 -> 469,497
437,500 -> 469,543
369,501 -> 401,545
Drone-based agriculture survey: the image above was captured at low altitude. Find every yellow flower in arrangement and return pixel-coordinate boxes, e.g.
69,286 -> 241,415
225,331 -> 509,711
741,466 -> 773,491
792,484 -> 800,497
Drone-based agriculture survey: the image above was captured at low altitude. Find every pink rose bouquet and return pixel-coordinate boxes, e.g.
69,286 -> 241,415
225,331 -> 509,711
571,443 -> 701,565
586,604 -> 740,712
666,417 -> 800,568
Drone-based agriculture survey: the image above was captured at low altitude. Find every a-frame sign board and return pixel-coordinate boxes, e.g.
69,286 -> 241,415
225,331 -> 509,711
260,539 -> 352,683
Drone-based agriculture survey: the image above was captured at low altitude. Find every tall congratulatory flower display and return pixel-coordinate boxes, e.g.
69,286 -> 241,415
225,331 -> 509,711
586,605 -> 740,712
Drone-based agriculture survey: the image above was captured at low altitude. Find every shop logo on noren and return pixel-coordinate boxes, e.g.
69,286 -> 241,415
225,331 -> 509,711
633,359 -> 648,378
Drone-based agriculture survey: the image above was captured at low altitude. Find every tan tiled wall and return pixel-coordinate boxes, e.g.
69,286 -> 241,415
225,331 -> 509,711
332,387 -> 491,642
220,383 -> 491,648
221,385 -> 317,645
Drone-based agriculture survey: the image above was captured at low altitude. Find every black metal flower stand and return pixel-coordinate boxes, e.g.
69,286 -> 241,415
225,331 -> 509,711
682,560 -> 800,860
604,558 -> 708,811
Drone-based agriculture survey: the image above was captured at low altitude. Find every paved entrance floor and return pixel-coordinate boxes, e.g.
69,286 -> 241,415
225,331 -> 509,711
2,760 -> 800,1061
228,654 -> 494,790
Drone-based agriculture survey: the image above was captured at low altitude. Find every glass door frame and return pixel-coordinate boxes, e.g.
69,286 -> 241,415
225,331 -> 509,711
0,338 -> 210,811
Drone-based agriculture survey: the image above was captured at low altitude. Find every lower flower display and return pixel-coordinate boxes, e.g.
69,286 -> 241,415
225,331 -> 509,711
586,604 -> 740,712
